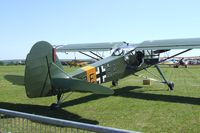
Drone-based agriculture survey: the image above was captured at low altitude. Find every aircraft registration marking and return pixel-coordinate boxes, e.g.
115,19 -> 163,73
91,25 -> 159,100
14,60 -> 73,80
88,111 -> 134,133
81,65 -> 97,83
81,65 -> 107,84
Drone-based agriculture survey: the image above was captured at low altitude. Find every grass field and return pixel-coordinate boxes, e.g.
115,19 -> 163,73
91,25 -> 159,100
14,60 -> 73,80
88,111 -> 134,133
0,65 -> 200,132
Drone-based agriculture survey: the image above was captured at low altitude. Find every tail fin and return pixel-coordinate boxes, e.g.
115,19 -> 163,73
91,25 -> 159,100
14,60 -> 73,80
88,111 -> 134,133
25,41 -> 113,98
25,41 -> 64,98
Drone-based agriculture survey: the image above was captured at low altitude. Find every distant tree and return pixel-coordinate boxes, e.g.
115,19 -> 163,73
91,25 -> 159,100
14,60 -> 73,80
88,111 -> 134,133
7,61 -> 16,65
0,61 -> 4,66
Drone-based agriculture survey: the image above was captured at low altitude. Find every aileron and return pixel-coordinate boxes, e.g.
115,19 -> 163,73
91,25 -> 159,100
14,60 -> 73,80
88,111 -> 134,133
134,38 -> 200,50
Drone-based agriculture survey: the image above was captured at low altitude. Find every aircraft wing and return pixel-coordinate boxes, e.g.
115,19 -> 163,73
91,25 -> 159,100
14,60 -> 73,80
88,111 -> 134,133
134,38 -> 200,50
56,42 -> 127,52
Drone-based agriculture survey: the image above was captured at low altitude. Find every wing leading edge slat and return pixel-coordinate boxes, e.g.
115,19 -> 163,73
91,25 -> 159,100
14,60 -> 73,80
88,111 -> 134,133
56,38 -> 200,52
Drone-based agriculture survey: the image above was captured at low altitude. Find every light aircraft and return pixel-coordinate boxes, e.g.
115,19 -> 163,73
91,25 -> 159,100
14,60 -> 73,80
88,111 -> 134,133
24,38 -> 200,109
173,58 -> 188,68
64,59 -> 89,67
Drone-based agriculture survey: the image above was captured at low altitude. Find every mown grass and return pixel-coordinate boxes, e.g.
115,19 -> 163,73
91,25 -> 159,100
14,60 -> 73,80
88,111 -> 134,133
0,65 -> 200,132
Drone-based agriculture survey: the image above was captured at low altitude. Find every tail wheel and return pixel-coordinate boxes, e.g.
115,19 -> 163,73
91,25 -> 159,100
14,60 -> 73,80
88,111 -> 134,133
50,93 -> 62,110
50,103 -> 60,110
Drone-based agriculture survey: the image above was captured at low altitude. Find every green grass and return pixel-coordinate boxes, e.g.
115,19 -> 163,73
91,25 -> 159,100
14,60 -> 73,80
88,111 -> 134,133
1,65 -> 200,132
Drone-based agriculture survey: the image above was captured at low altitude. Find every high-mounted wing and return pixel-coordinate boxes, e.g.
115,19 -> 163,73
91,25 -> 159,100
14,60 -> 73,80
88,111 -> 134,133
134,38 -> 200,50
56,42 -> 127,52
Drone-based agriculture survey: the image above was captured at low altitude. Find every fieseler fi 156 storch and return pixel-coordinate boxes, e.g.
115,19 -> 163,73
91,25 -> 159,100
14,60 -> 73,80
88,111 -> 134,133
24,38 -> 200,109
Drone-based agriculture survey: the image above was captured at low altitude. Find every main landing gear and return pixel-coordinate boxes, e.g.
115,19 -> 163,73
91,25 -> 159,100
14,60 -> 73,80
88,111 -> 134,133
154,65 -> 174,90
112,80 -> 118,86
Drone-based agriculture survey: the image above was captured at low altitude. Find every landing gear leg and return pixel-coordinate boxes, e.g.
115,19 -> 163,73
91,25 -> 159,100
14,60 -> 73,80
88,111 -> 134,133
155,65 -> 174,90
50,93 -> 62,110
112,80 -> 118,86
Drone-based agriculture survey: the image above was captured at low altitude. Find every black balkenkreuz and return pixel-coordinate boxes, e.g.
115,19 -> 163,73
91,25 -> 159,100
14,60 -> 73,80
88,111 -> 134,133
96,65 -> 106,84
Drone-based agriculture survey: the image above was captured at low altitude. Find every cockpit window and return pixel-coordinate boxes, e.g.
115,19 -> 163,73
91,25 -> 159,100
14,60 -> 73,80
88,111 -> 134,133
112,48 -> 124,56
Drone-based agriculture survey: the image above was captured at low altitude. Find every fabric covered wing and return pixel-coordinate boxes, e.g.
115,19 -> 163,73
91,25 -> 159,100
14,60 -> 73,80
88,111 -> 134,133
134,38 -> 200,50
56,42 -> 126,52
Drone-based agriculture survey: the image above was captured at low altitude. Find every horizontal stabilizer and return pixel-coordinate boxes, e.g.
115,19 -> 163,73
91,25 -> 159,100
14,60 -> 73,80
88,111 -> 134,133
52,78 -> 114,95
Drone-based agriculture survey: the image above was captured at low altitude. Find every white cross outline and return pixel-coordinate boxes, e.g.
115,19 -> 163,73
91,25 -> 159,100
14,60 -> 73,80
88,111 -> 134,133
102,75 -> 106,82
96,67 -> 100,75
96,65 -> 106,84
101,65 -> 106,72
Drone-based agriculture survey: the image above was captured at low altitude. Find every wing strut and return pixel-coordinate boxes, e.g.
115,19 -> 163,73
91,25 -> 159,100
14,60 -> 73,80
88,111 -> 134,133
159,49 -> 192,64
79,51 -> 100,61
89,51 -> 103,59
154,65 -> 174,90
143,49 -> 193,91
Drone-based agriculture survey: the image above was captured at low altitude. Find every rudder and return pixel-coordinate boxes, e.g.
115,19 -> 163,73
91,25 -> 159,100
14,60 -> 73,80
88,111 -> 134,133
24,41 -> 63,98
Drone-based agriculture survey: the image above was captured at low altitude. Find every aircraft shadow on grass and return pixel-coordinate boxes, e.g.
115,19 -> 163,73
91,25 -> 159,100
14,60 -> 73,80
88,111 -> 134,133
0,102 -> 98,124
62,86 -> 200,107
4,75 -> 200,106
114,86 -> 200,105
4,75 -> 24,86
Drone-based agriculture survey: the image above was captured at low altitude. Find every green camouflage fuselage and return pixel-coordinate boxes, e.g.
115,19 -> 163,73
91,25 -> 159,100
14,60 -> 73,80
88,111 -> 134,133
69,52 -> 159,84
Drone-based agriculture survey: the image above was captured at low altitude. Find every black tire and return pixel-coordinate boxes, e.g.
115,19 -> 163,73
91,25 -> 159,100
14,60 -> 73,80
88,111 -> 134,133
112,80 -> 118,86
168,82 -> 174,91
50,103 -> 59,110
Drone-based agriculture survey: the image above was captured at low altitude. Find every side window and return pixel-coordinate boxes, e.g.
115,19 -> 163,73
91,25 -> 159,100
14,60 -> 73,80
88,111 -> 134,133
124,51 -> 135,64
112,48 -> 124,56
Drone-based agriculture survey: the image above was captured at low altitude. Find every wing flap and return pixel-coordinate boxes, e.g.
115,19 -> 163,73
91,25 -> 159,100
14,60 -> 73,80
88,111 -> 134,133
56,42 -> 126,52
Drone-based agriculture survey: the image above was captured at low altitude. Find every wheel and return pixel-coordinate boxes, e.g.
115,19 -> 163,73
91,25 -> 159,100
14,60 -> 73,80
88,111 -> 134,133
112,80 -> 118,86
168,82 -> 174,91
50,103 -> 60,110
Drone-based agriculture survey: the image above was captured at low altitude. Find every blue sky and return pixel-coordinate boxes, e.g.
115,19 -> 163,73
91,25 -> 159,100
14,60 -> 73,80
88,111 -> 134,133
1,0 -> 200,60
